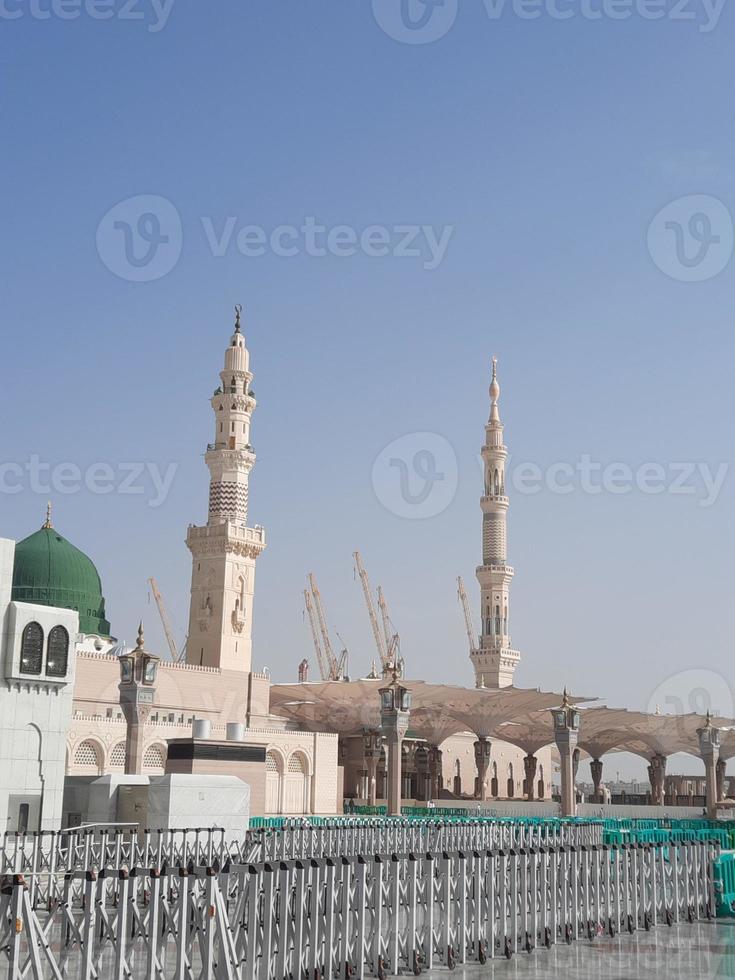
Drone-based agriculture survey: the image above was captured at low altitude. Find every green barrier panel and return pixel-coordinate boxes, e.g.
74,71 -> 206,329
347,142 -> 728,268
714,852 -> 735,917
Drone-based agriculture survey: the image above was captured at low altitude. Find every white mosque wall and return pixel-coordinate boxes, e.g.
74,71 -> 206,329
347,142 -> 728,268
0,539 -> 79,832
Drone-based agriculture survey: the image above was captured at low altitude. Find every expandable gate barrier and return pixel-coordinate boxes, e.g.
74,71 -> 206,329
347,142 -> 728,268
0,841 -> 716,980
0,821 -> 604,881
255,819 -> 603,862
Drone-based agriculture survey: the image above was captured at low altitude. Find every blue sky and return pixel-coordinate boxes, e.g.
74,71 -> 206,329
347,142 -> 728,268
2,0 -> 734,778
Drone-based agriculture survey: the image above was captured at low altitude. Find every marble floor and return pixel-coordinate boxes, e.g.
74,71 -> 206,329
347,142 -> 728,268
424,921 -> 735,979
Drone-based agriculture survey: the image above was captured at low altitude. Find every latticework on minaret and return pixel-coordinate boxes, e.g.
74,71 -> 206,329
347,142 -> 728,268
472,358 -> 521,688
185,307 -> 266,671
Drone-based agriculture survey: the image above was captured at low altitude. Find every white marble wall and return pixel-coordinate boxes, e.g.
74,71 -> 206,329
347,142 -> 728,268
0,538 -> 79,832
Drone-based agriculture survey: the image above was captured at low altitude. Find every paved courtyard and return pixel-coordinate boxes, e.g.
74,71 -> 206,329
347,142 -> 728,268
425,921 -> 735,979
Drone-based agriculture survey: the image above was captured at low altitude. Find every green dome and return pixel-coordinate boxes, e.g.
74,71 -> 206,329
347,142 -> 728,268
11,525 -> 112,637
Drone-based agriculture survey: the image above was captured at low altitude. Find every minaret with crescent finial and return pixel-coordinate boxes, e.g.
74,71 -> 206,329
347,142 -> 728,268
472,357 -> 521,688
185,306 -> 266,671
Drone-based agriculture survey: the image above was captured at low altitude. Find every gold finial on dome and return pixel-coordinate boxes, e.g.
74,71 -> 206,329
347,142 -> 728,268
135,621 -> 145,651
234,304 -> 243,333
560,687 -> 571,710
43,501 -> 53,529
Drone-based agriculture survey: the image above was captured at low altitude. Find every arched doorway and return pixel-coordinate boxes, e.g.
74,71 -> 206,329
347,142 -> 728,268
283,752 -> 310,814
507,763 -> 515,799
265,751 -> 283,814
537,764 -> 545,799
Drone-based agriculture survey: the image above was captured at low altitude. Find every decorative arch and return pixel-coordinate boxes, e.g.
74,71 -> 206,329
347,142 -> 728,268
265,748 -> 285,815
46,625 -> 69,677
286,750 -> 312,776
109,742 -> 126,769
143,744 -> 167,772
73,738 -> 104,773
20,622 -> 44,675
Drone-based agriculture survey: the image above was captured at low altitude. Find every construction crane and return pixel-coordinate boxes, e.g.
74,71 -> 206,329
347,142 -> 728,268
353,551 -> 388,668
148,577 -> 181,661
457,576 -> 478,656
304,575 -> 349,681
303,588 -> 331,681
377,585 -> 401,672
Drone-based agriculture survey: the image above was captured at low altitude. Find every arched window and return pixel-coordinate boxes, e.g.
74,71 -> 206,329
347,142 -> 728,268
20,622 -> 43,675
493,469 -> 500,495
143,745 -> 166,772
109,742 -> 126,769
494,605 -> 501,636
46,626 -> 69,677
74,740 -> 102,771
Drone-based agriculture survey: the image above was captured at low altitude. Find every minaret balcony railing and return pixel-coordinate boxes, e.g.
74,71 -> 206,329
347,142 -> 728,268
480,494 -> 509,505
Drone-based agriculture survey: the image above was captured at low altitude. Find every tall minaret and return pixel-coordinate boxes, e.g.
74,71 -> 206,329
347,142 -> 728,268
472,357 -> 521,688
185,306 -> 266,671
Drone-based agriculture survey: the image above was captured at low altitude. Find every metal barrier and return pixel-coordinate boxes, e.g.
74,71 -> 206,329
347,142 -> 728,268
253,818 -> 604,862
0,840 -> 716,980
0,821 -> 604,878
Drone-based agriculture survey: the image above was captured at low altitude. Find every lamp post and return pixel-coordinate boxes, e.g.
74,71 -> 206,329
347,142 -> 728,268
697,713 -> 721,820
379,669 -> 411,817
550,689 -> 580,817
363,732 -> 383,808
118,624 -> 160,775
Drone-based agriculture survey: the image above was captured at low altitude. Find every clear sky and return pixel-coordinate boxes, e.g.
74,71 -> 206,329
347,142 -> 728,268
2,0 -> 734,779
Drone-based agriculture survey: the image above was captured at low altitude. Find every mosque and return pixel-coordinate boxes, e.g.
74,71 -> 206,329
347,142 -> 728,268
1,308 -> 554,831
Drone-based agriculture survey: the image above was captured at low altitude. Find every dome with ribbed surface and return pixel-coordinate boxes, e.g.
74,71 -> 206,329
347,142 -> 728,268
11,525 -> 111,636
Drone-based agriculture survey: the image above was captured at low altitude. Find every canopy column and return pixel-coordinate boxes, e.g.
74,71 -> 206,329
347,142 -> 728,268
647,754 -> 667,806
590,758 -> 603,802
550,690 -> 580,817
523,754 -> 538,801
474,737 -> 491,801
717,758 -> 727,802
698,714 -> 721,820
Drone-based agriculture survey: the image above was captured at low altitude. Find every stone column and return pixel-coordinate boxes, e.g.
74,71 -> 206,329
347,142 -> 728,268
550,692 -> 580,818
474,738 -> 492,801
363,733 -> 382,807
647,754 -> 666,806
590,759 -> 603,802
416,750 -> 431,802
429,746 -> 443,800
716,758 -> 726,802
698,715 -> 721,820
379,677 -> 411,817
524,754 -> 538,801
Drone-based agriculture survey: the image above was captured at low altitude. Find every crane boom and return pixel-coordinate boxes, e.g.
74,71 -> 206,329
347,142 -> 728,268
303,588 -> 331,681
457,576 -> 478,655
377,586 -> 392,649
353,551 -> 388,666
309,572 -> 343,680
148,577 -> 178,661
